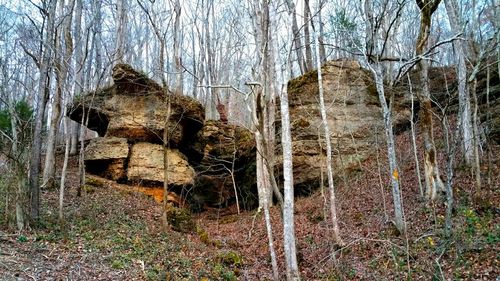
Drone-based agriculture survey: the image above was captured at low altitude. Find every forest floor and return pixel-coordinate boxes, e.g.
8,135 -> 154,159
0,128 -> 499,280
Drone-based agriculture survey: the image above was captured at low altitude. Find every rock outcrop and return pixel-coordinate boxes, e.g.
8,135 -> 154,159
282,59 -> 500,192
84,137 -> 129,181
70,60 -> 498,211
127,143 -> 195,186
68,64 -> 256,210
281,60 -> 410,191
190,120 -> 257,210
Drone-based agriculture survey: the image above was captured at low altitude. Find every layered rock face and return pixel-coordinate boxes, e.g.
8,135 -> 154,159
68,64 -> 256,210
282,60 -> 409,191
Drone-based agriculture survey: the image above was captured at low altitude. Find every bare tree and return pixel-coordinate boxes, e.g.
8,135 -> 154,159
29,0 -> 58,221
314,18 -> 343,245
362,0 -> 406,233
444,0 -> 473,167
280,59 -> 300,280
114,0 -> 127,64
415,0 -> 445,202
252,1 -> 279,278
43,0 -> 76,189
284,0 -> 306,75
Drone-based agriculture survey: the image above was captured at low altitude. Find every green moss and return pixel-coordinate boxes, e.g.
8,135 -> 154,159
85,176 -> 105,187
216,250 -> 243,268
287,69 -> 319,92
166,206 -> 196,233
197,226 -> 211,245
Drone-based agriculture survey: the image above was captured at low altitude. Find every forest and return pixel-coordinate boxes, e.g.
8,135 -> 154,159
0,0 -> 498,280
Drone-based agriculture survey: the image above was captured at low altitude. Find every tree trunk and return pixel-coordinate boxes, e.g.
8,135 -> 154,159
284,0 -> 306,75
280,68 -> 300,280
318,2 -> 327,63
408,74 -> 424,197
29,0 -> 58,221
444,0 -> 473,166
264,205 -> 279,281
371,64 -> 405,234
162,96 -> 172,229
314,29 -> 343,245
43,0 -> 76,189
5,63 -> 26,230
173,0 -> 183,94
471,78 -> 481,190
303,0 -> 313,72
415,0 -> 444,202
59,115 -> 71,221
70,0 -> 84,155
114,0 -> 127,64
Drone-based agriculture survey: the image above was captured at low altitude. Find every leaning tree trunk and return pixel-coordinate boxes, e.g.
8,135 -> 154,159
415,0 -> 445,202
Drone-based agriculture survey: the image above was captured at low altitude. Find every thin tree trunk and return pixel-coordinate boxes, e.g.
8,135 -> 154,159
43,0 -> 76,189
304,0 -> 313,72
317,2 -> 327,63
162,97 -> 171,229
408,74 -> 424,197
59,115 -> 71,221
314,30 -> 343,245
30,0 -> 58,221
280,67 -> 300,280
371,64 -> 405,233
284,0 -> 306,74
444,0 -> 473,166
71,0 -> 84,155
114,0 -> 127,64
173,0 -> 183,94
442,112 -> 458,236
471,78 -> 481,190
264,205 -> 279,281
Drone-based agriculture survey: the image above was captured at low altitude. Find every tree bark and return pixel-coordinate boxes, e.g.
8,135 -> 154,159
444,0 -> 473,166
173,0 -> 183,94
284,0 -> 306,75
114,0 -> 127,64
314,29 -> 343,245
29,0 -> 58,221
371,64 -> 405,233
70,0 -> 84,155
303,0 -> 313,72
408,74 -> 424,197
415,0 -> 445,202
43,0 -> 76,189
280,67 -> 300,280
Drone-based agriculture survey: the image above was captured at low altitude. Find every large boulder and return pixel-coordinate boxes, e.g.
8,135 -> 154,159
127,142 -> 195,186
